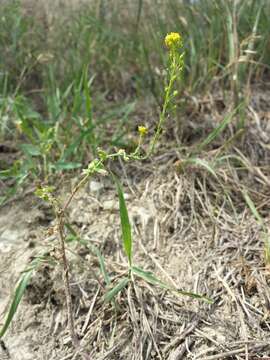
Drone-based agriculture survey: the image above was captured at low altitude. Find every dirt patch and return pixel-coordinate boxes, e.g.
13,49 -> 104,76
0,198 -> 54,360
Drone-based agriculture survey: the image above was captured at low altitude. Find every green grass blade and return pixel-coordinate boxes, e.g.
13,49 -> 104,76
104,277 -> 129,303
83,66 -> 93,125
114,177 -> 133,267
264,233 -> 270,265
132,266 -> 213,303
20,144 -> 41,157
0,257 -> 43,338
196,104 -> 242,153
52,161 -> 82,171
243,191 -> 270,265
64,223 -> 111,286
135,0 -> 143,32
184,158 -> 217,178
81,239 -> 111,286
83,67 -> 96,152
243,191 -> 263,226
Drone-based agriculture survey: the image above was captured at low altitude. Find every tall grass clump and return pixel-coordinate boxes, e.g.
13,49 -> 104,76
1,1 -> 269,156
1,1 -> 269,105
0,1 -> 42,88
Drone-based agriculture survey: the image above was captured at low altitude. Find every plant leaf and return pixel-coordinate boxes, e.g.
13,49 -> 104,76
196,104 -> 242,153
243,191 -> 263,226
52,161 -> 82,171
81,239 -> 111,286
64,223 -> 111,286
114,177 -> 133,267
20,143 -> 41,156
132,266 -> 213,303
104,277 -> 129,303
0,256 -> 43,338
184,157 -> 217,178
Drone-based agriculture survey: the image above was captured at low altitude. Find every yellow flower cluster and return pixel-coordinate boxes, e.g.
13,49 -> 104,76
138,126 -> 148,136
165,32 -> 182,49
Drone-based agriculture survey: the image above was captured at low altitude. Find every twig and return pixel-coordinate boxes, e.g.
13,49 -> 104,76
56,210 -> 78,348
164,317 -> 199,354
169,338 -> 196,360
81,286 -> 100,334
200,343 -> 270,360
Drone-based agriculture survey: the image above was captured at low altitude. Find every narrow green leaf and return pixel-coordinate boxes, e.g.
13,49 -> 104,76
184,157 -> 217,178
0,257 -> 43,338
82,240 -> 111,286
83,68 -> 96,152
243,191 -> 270,265
52,161 -> 82,171
114,177 -> 133,267
132,266 -> 213,303
132,266 -> 164,287
64,223 -> 111,286
83,67 -> 93,124
104,277 -> 129,303
64,222 -> 78,237
243,191 -> 263,226
0,168 -> 17,179
196,104 -> 242,153
62,81 -> 74,101
20,143 -> 41,156
264,233 -> 270,265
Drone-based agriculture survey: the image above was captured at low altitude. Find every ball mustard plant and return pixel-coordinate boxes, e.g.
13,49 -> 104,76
144,32 -> 184,156
128,32 -> 184,161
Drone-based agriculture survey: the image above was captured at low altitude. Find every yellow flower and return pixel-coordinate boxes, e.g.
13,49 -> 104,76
165,32 -> 182,49
138,126 -> 148,136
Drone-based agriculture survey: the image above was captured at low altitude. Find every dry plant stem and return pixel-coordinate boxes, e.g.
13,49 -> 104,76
56,210 -> 79,348
63,174 -> 90,212
55,173 -> 92,348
